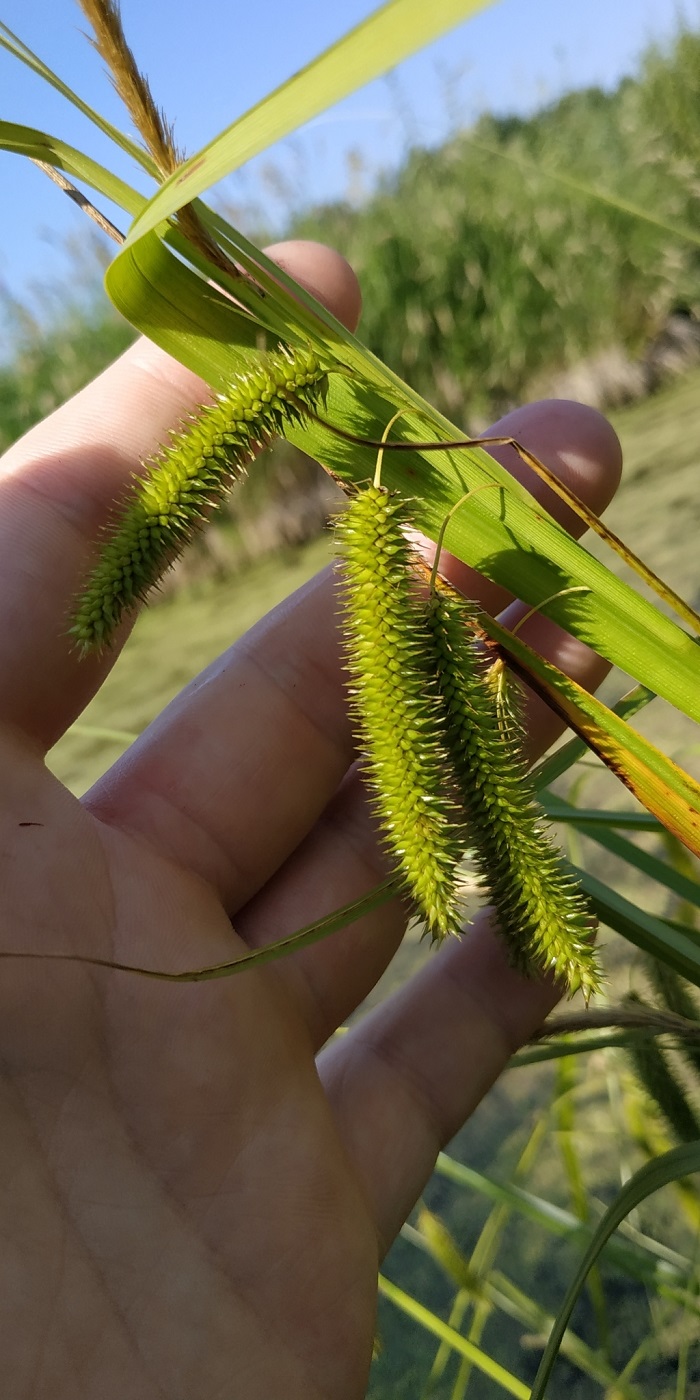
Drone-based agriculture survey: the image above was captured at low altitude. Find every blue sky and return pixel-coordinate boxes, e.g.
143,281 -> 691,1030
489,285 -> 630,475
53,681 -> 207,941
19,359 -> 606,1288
2,0 -> 699,306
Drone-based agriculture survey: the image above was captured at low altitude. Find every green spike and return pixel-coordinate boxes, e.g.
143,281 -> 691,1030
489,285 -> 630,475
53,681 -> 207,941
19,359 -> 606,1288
71,345 -> 327,651
336,486 -> 465,940
424,577 -> 600,1000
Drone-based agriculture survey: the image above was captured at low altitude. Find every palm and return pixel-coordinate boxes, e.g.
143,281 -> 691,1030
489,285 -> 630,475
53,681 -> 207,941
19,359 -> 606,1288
2,739 -> 378,1398
0,241 -> 622,1399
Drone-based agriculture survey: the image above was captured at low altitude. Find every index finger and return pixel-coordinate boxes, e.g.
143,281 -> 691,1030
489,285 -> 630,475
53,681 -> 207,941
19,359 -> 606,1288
0,241 -> 362,752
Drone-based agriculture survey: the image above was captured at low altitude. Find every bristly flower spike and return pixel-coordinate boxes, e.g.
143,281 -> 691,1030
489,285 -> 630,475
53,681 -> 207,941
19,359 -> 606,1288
71,345 -> 327,652
424,502 -> 600,1001
335,416 -> 465,940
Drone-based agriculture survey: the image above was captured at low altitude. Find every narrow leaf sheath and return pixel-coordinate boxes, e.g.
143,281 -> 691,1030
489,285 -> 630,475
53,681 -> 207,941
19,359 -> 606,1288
426,579 -> 600,999
71,345 -> 327,651
336,486 -> 464,939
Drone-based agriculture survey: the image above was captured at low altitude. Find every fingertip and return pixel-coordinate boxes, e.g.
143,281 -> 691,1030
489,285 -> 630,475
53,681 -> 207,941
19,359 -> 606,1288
488,397 -> 623,523
263,239 -> 363,332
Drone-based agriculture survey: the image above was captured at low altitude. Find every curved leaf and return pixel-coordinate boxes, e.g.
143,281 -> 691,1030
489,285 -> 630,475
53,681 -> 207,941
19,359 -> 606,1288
0,120 -> 145,215
105,230 -> 700,727
435,1152 -> 700,1299
481,612 -> 700,856
106,233 -> 272,375
0,879 -> 397,982
529,1142 -> 700,1399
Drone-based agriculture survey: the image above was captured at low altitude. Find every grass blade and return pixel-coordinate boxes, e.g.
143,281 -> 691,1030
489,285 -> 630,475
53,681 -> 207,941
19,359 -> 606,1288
529,1142 -> 700,1399
0,120 -> 146,217
0,880 -> 397,982
377,1274 -> 530,1399
579,870 -> 700,987
106,224 -> 700,726
542,802 -> 663,831
435,1153 -> 700,1304
123,0 -> 497,247
544,796 -> 700,908
0,20 -> 155,173
531,685 -> 656,791
480,612 -> 700,856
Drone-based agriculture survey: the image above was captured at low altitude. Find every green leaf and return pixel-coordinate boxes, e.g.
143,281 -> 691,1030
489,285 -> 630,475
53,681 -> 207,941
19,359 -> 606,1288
123,0 -> 497,246
408,1213 -> 634,1395
106,233 -> 270,379
377,1274 -> 530,1398
545,797 -> 700,910
481,613 -> 700,856
106,225 -> 700,729
435,1153 -> 700,1305
531,685 -> 656,791
406,1209 -> 630,1394
542,802 -> 664,831
0,879 -> 397,982
529,1143 -> 700,1399
0,120 -> 146,216
579,870 -> 700,988
510,1029 -> 669,1068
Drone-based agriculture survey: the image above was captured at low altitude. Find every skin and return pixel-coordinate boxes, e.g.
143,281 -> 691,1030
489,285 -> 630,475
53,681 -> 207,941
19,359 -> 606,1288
0,239 -> 622,1399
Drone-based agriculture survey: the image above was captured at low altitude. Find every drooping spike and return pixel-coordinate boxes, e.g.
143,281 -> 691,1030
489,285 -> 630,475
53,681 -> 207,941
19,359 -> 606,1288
71,345 -> 327,651
336,485 -> 465,940
424,576 -> 600,1000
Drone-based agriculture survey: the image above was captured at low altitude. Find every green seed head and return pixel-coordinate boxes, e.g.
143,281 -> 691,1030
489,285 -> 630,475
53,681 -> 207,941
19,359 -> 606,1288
425,580 -> 600,1000
71,345 -> 327,652
336,486 -> 465,940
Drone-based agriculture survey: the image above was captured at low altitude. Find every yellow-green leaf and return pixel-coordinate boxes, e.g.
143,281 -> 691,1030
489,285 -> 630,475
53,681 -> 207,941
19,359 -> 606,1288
0,20 -> 155,174
105,228 -> 700,727
123,0 -> 497,246
483,613 -> 700,857
0,120 -> 145,216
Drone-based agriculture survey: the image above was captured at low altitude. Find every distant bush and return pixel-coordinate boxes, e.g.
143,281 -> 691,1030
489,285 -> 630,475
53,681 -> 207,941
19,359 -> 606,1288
0,303 -> 135,454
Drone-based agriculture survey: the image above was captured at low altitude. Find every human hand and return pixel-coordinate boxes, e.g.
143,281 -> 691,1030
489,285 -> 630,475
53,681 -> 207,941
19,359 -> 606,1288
0,240 -> 621,1399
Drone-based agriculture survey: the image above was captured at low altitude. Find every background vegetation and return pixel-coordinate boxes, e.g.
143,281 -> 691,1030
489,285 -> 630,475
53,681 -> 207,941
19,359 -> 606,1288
4,17 -> 700,1399
5,25 -> 700,453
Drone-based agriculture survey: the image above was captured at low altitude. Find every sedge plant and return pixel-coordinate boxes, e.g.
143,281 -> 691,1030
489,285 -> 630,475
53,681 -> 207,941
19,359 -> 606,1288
3,1 -> 700,1394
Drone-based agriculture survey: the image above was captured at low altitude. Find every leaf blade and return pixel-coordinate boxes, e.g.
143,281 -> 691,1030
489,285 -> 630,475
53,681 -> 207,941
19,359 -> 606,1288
123,0 -> 497,246
0,119 -> 145,216
0,20 -> 155,173
529,1143 -> 700,1399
